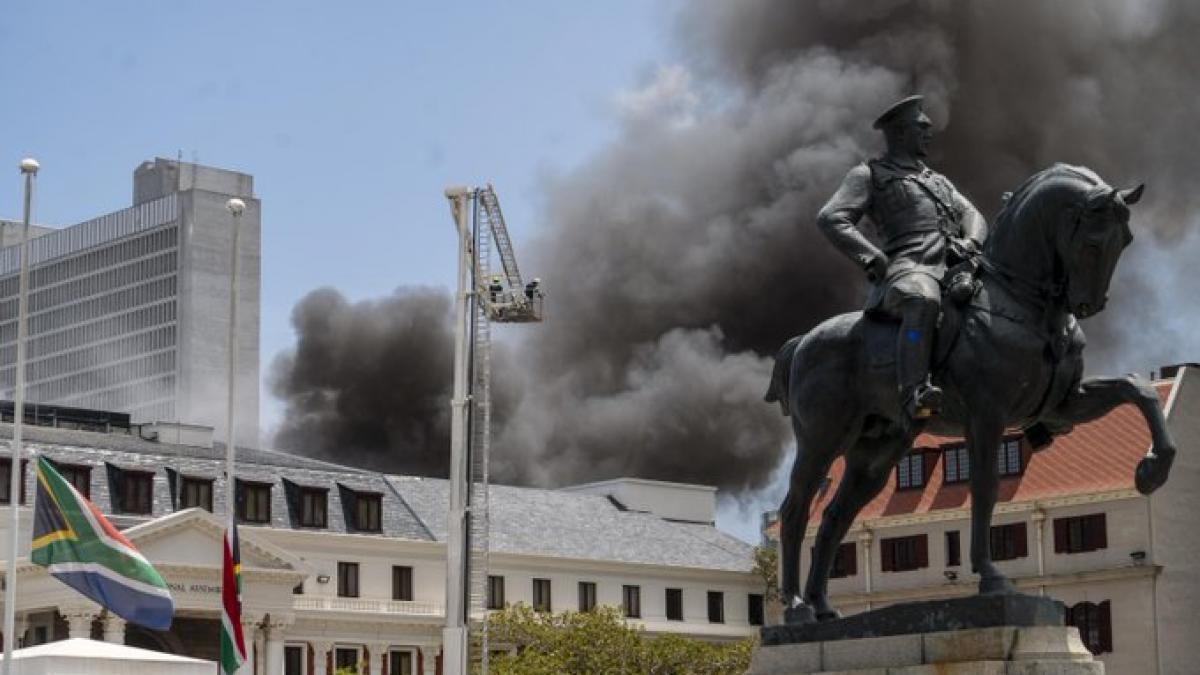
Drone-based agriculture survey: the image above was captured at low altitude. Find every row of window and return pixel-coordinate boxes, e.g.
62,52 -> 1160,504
0,224 -> 178,299
0,459 -> 383,531
331,563 -> 414,601
896,439 -> 1024,489
23,348 -> 175,402
289,645 -> 414,675
9,301 -> 176,362
14,250 -> 178,315
478,575 -> 763,625
56,373 -> 175,412
0,325 -> 177,386
816,513 -> 1110,576
24,275 -> 178,338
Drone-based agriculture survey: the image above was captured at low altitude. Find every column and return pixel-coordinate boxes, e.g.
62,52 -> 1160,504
1032,509 -> 1047,596
262,614 -> 294,675
416,644 -> 437,675
859,528 -> 874,611
102,613 -> 126,644
60,606 -> 99,640
12,614 -> 28,648
312,640 -> 333,675
238,615 -> 261,675
366,642 -> 388,675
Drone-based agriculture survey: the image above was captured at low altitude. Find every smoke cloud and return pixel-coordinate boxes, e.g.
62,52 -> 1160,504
272,1 -> 1200,493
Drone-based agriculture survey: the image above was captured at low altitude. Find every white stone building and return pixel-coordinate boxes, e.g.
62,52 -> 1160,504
0,414 -> 761,674
0,158 -> 261,442
764,364 -> 1199,675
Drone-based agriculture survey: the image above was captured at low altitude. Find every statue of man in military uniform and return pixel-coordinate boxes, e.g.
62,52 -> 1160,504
816,95 -> 987,419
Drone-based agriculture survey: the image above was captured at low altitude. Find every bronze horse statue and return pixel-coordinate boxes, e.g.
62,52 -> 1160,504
766,164 -> 1176,623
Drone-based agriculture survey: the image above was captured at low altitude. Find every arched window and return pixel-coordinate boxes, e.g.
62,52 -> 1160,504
1065,600 -> 1112,654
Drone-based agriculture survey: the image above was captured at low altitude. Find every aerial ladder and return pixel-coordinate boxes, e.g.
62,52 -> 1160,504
443,184 -> 543,675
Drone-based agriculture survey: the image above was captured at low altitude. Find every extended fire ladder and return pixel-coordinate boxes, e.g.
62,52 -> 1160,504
444,184 -> 543,675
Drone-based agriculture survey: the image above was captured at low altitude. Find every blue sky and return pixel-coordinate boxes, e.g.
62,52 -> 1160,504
0,3 -> 774,540
0,1 -> 673,423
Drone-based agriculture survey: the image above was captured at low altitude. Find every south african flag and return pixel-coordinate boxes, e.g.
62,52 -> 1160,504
220,518 -> 246,674
31,455 -> 174,630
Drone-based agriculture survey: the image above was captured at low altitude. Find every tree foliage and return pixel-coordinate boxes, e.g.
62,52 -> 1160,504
753,544 -> 779,603
478,604 -> 754,675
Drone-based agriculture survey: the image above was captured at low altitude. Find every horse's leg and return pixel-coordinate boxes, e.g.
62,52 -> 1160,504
805,427 -> 913,619
779,415 -> 841,624
1035,375 -> 1176,494
967,410 -> 1013,594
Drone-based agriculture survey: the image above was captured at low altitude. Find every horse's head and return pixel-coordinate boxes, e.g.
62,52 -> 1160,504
1056,183 -> 1143,318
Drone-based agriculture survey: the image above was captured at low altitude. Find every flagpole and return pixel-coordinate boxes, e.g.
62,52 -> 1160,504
223,198 -> 244,521
4,158 -> 38,673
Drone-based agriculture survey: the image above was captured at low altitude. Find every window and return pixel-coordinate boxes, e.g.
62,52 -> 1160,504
578,581 -> 597,612
335,647 -> 360,673
830,542 -> 858,578
1066,601 -> 1112,654
622,585 -> 641,618
707,591 -> 725,623
896,453 -> 925,489
997,438 -> 1023,476
57,463 -> 91,498
1055,514 -> 1107,554
0,459 -> 26,505
299,488 -> 327,528
393,566 -> 413,601
180,477 -> 213,511
532,578 -> 551,612
284,645 -> 305,675
487,575 -> 505,610
748,594 -> 765,626
990,522 -> 1029,561
666,588 -> 683,621
120,471 -> 154,514
337,562 -> 359,598
944,446 -> 970,483
354,493 -> 382,532
880,534 -> 929,572
293,583 -> 304,595
389,651 -> 414,675
946,530 -> 961,567
237,480 -> 271,523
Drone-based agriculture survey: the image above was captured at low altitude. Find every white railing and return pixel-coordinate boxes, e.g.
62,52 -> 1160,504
293,596 -> 444,616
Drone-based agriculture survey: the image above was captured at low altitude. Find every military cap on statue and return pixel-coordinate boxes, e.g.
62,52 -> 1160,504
873,94 -> 925,129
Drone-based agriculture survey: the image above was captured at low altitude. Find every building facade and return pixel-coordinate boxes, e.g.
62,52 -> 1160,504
0,414 -> 760,675
0,158 -> 260,443
764,364 -> 1199,675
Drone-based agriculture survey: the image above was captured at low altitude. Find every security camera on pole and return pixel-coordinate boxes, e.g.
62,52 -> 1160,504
4,157 -> 40,675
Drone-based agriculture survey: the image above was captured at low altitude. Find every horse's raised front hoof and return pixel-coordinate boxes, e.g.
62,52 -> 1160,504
1136,446 -> 1176,495
979,575 -> 1017,596
784,602 -> 817,625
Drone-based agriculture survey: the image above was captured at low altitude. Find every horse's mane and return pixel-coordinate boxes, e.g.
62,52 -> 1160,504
994,163 -> 1105,231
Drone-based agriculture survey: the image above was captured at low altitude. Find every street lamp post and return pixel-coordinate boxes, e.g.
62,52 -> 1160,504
3,157 -> 40,675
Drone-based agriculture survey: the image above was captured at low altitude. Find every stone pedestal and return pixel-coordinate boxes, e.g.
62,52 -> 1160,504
749,595 -> 1102,674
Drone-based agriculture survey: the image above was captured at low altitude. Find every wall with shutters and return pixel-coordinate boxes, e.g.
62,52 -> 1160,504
1043,498 -> 1148,576
1050,575 -> 1154,675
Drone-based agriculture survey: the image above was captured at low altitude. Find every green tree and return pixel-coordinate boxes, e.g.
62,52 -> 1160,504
478,604 -> 753,675
753,544 -> 779,604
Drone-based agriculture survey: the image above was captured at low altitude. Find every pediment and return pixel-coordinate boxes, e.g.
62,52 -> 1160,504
122,508 -> 306,572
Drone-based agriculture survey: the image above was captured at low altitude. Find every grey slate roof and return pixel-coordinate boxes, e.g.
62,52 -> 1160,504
0,423 -> 754,572
390,476 -> 755,572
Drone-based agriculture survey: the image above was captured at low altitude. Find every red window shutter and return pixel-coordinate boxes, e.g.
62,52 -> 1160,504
881,540 -> 895,572
1054,518 -> 1068,553
308,644 -> 315,675
916,535 -> 929,568
923,451 -> 937,485
1098,600 -> 1112,653
845,543 -> 858,576
1093,513 -> 1108,551
1015,522 -> 1028,558
363,646 -> 371,675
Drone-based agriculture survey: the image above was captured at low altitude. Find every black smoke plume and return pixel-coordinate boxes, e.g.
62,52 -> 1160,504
272,1 -> 1200,492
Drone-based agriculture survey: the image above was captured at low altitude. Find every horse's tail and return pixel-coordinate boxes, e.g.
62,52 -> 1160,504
765,334 -> 804,417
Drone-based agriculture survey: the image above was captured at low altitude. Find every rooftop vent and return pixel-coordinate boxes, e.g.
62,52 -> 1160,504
561,477 -> 717,524
137,422 -> 214,449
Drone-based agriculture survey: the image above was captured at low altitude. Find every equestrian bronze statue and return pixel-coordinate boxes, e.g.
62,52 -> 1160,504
765,95 -> 1176,624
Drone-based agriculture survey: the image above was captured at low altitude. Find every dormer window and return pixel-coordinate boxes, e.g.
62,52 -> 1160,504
300,488 -> 327,528
943,446 -> 970,483
237,480 -> 272,524
119,471 -> 154,515
180,476 -> 214,512
997,438 -> 1023,476
896,453 -> 925,489
338,484 -> 382,532
50,462 -> 92,498
0,459 -> 27,505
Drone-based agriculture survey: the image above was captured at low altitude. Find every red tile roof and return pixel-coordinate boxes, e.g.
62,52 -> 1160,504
785,380 -> 1176,527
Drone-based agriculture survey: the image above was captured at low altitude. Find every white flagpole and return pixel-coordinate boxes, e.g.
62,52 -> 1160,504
4,157 -> 39,674
223,198 -> 244,523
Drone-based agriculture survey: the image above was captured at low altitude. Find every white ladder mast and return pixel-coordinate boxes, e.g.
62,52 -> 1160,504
443,184 -> 543,675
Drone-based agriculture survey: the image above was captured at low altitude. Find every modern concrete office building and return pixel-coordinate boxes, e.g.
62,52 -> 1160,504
0,411 -> 760,675
763,364 -> 1200,675
0,159 -> 260,443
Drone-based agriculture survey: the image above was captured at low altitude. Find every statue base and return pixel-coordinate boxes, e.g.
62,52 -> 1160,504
749,595 -> 1102,674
